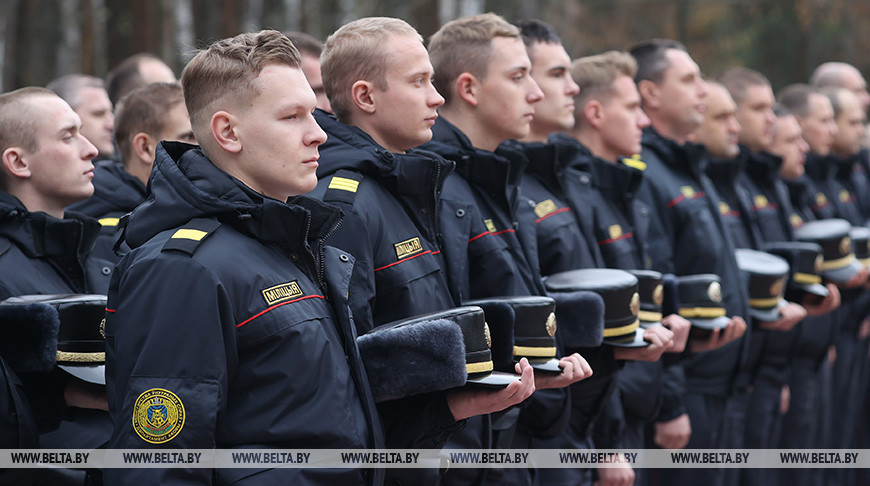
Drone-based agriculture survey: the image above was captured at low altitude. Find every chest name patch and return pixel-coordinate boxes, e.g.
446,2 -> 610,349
262,281 -> 304,306
534,199 -> 559,218
394,237 -> 424,260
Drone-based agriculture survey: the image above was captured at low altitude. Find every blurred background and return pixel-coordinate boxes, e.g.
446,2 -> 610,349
2,0 -> 868,92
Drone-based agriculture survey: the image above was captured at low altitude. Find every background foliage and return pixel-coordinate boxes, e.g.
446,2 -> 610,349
2,0 -> 868,92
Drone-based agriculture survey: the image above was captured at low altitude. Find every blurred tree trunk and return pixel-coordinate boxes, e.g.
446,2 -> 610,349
243,0 -> 263,32
282,0 -> 301,32
57,0 -> 81,77
0,0 -> 21,91
171,0 -> 195,68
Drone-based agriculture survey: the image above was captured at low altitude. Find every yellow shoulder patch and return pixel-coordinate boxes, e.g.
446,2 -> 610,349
328,176 -> 360,193
171,229 -> 207,241
132,388 -> 185,444
719,201 -> 731,215
754,195 -> 768,209
622,155 -> 647,171
98,217 -> 120,227
839,189 -> 851,203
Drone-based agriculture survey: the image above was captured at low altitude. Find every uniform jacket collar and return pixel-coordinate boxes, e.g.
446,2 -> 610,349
314,109 -> 454,200
67,159 -> 147,216
427,117 -> 528,212
0,191 -> 99,277
642,126 -> 708,180
124,141 -> 342,255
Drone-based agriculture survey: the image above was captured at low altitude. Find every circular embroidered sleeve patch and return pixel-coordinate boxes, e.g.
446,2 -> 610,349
132,388 -> 186,444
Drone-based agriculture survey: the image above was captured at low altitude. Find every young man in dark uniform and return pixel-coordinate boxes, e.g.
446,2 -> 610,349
67,82 -> 195,293
104,30 -> 383,485
0,87 -> 109,485
511,28 -> 679,485
630,39 -> 748,486
310,18 -> 558,478
423,14 -> 587,486
695,74 -> 808,486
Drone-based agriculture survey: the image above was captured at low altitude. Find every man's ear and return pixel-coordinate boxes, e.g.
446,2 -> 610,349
1,147 -> 31,180
132,132 -> 156,165
210,111 -> 241,153
454,73 -> 479,107
585,100 -> 604,129
351,80 -> 377,114
637,80 -> 659,109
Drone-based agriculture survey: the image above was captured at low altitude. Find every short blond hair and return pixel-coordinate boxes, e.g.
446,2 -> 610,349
322,17 -> 422,122
571,51 -> 637,118
0,87 -> 58,190
428,13 -> 520,105
181,30 -> 300,139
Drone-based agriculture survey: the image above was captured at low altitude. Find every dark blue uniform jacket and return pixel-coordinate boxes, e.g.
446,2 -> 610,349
637,128 -> 750,396
68,159 -> 147,293
104,142 -> 383,485
309,111 -> 463,454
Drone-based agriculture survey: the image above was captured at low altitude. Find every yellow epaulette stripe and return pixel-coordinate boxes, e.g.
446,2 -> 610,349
622,157 -> 647,171
328,176 -> 360,193
98,217 -> 120,227
171,229 -> 208,241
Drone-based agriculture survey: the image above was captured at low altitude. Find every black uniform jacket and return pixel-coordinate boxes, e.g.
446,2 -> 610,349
705,155 -> 761,251
104,142 -> 383,485
741,149 -> 803,379
637,128 -> 750,396
68,159 -> 147,293
423,117 -> 570,440
310,110 -> 458,328
310,111 -> 463,454
514,136 -> 604,274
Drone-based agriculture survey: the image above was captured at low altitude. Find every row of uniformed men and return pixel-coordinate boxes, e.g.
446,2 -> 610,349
2,12 -> 870,486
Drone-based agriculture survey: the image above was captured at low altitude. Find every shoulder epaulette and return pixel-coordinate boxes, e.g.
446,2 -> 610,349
162,218 -> 221,255
323,170 -> 364,205
622,154 -> 647,171
0,237 -> 10,257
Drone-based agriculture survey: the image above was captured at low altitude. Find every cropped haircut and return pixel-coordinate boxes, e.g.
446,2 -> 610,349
777,84 -> 816,118
628,38 -> 686,84
0,87 -> 58,190
772,102 -> 791,118
571,51 -> 638,114
429,13 -> 521,105
515,19 -> 561,49
284,31 -> 323,57
810,62 -> 855,89
181,30 -> 301,136
114,82 -> 185,167
716,66 -> 770,106
46,74 -> 106,109
820,87 -> 850,119
321,18 -> 421,122
106,53 -> 169,105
